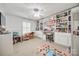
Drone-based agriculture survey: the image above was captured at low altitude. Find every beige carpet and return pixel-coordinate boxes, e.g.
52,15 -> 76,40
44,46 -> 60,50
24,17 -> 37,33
12,37 -> 68,56
12,38 -> 46,56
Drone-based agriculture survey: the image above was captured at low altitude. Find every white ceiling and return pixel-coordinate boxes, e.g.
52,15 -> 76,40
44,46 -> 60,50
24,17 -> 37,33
3,3 -> 79,20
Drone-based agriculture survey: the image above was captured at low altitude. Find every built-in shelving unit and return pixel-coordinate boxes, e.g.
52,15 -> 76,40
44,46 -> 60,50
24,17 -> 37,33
36,10 -> 72,33
35,10 -> 72,47
55,10 -> 71,33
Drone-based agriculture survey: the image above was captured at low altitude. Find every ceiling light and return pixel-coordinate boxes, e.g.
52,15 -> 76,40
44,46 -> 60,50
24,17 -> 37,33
34,12 -> 40,17
33,8 -> 39,12
33,8 -> 40,17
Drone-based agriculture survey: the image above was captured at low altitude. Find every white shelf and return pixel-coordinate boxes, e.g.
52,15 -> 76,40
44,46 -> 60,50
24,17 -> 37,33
58,21 -> 71,23
56,27 -> 67,28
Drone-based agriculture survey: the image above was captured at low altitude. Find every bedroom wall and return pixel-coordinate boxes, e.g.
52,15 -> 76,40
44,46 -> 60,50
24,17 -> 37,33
73,13 -> 79,30
6,14 -> 37,36
0,3 -> 37,36
71,6 -> 79,55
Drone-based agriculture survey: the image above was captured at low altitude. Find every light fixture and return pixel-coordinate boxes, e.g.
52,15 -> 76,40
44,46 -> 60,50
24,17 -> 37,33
33,8 -> 40,17
34,12 -> 40,17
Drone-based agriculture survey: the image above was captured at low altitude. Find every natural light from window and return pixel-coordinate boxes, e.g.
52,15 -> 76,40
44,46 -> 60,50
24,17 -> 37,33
23,22 -> 31,34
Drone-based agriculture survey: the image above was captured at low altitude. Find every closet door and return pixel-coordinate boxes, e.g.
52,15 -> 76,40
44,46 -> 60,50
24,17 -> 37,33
71,6 -> 79,56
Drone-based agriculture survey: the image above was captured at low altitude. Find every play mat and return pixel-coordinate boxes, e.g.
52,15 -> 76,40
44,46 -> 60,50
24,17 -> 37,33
37,43 -> 71,56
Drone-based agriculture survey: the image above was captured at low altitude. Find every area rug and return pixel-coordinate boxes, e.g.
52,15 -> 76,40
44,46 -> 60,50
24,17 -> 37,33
37,42 -> 71,56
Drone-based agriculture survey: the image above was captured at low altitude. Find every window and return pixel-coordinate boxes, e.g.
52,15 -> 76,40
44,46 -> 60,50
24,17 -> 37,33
23,22 -> 31,34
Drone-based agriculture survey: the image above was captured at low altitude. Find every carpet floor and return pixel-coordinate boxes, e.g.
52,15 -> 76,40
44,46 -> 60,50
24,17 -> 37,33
12,37 -> 68,56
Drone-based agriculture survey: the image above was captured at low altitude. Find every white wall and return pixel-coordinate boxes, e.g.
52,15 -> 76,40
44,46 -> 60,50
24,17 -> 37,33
0,4 -> 3,11
71,6 -> 79,55
73,21 -> 79,30
73,13 -> 79,30
0,3 -> 37,36
6,14 -> 36,35
72,35 -> 79,55
6,14 -> 22,35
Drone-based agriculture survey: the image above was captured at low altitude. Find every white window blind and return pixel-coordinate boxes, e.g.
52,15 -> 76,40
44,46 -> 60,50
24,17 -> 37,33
23,22 -> 31,34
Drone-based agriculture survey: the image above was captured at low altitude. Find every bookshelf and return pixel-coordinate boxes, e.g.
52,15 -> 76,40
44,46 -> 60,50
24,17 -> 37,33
40,10 -> 72,33
55,10 -> 71,33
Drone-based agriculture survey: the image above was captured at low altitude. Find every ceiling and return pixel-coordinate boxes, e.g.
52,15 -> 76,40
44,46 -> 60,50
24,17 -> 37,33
3,3 -> 79,20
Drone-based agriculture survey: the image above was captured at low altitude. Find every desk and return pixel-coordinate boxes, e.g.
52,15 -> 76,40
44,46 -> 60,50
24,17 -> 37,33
44,32 -> 54,42
13,36 -> 22,44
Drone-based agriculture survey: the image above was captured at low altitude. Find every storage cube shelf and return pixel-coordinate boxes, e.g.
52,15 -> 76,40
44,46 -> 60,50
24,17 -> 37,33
36,10 -> 72,33
36,10 -> 72,34
55,10 -> 71,33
